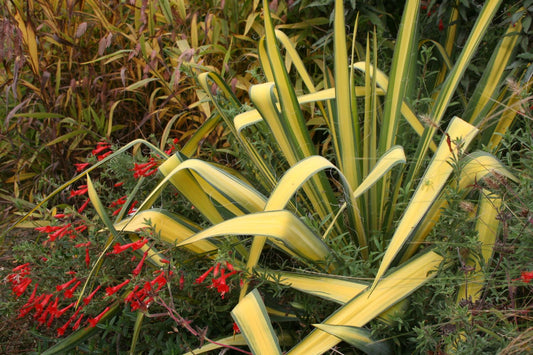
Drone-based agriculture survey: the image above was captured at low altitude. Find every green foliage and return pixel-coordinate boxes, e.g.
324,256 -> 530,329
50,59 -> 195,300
2,0 -> 532,354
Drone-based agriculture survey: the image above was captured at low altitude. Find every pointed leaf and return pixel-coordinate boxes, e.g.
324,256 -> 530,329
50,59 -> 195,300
457,191 -> 502,302
312,324 -> 391,355
177,210 -> 330,264
371,117 -> 478,292
288,251 -> 443,354
231,289 -> 282,355
114,209 -> 217,254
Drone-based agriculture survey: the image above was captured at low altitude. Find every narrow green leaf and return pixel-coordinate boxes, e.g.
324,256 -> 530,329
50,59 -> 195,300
410,0 -> 503,181
129,311 -> 144,355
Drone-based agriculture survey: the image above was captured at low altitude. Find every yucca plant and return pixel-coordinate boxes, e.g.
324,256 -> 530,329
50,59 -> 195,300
6,0 -> 530,353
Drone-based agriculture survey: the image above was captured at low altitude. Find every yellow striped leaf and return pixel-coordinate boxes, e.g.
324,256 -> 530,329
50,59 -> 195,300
312,324 -> 391,355
177,210 -> 330,264
231,289 -> 282,355
288,251 -> 443,354
371,117 -> 478,292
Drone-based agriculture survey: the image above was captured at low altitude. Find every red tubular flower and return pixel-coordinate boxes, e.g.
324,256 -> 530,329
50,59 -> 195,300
57,319 -> 72,336
78,198 -> 89,212
83,285 -> 101,305
195,266 -> 214,284
97,151 -> 112,160
127,200 -> 139,215
45,296 -> 59,319
12,277 -> 32,297
213,262 -> 221,278
132,251 -> 148,276
150,271 -> 170,292
56,277 -> 77,292
105,279 -> 130,297
72,313 -> 84,330
26,283 -> 39,303
13,263 -> 31,272
35,225 -> 61,234
438,18 -> 444,31
74,163 -> 90,172
111,242 -> 132,254
131,158 -> 159,178
179,272 -> 185,290
47,223 -> 72,242
125,285 -> 140,303
520,271 -> 533,283
74,224 -> 88,233
70,185 -> 88,197
34,293 -> 53,317
233,322 -> 240,333
64,281 -> 82,299
75,241 -> 91,248
88,306 -> 110,327
114,181 -> 124,187
85,247 -> 90,267
18,304 -> 35,319
131,238 -> 148,250
92,142 -> 111,156
109,195 -> 127,208
55,302 -> 75,318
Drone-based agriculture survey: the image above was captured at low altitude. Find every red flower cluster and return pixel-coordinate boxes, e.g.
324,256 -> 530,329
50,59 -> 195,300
110,238 -> 149,255
131,157 -> 159,178
108,195 -> 138,216
164,138 -> 180,155
7,260 -> 152,336
74,162 -> 91,172
195,262 -> 239,299
125,270 -> 172,311
68,184 -> 90,214
92,141 -> 112,161
35,218 -> 88,243
7,263 -> 32,298
519,271 -> 533,283
6,266 -> 102,336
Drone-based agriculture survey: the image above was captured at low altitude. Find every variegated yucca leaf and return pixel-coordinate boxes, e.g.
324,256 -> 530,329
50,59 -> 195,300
371,117 -> 478,292
312,324 -> 391,355
13,0 -> 524,353
182,334 -> 248,355
114,209 -> 217,255
456,190 -> 502,303
231,289 -> 282,355
409,0 -> 504,182
287,251 -> 443,354
401,150 -> 517,262
177,210 -> 331,266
